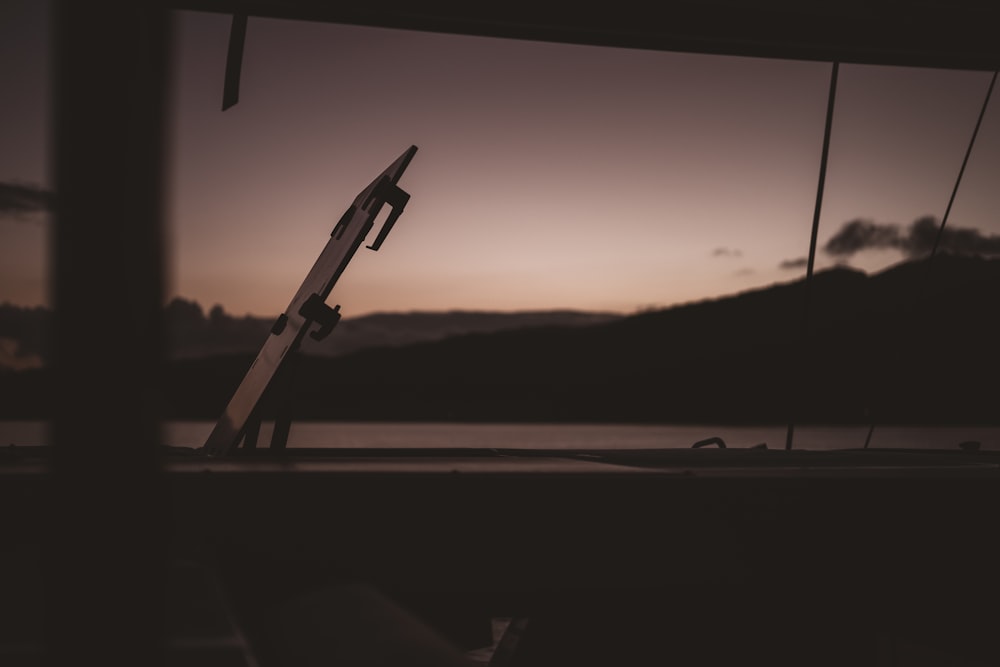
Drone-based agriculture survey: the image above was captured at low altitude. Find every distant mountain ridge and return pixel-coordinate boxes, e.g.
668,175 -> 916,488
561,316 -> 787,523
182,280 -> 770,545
159,253 -> 1000,424
300,309 -> 622,358
3,254 -> 1000,424
0,299 -> 621,370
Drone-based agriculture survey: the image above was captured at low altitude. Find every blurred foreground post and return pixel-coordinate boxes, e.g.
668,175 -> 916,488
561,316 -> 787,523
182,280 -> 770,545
48,1 -> 170,664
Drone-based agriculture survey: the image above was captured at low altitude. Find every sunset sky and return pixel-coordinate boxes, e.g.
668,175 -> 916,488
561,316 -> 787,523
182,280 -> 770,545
2,2 -> 999,318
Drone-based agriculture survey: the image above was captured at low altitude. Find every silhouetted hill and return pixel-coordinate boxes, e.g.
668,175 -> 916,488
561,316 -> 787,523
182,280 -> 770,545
299,310 -> 620,358
0,299 -> 619,368
152,253 -> 1000,424
4,254 -> 1000,424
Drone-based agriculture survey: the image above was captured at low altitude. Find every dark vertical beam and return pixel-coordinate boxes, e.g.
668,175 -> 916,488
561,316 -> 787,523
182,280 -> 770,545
48,1 -> 170,664
222,13 -> 248,111
785,61 -> 839,451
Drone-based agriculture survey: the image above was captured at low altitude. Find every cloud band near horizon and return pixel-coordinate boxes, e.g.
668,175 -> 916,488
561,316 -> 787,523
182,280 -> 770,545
0,182 -> 52,219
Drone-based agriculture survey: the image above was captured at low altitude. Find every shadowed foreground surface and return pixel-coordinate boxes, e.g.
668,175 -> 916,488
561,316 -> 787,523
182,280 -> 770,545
4,446 -> 1000,665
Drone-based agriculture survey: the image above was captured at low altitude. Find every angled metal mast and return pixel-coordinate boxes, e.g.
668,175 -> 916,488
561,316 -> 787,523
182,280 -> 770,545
203,145 -> 418,457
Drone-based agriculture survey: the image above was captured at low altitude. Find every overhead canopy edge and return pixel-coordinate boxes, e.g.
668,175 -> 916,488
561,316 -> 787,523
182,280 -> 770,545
166,1 -> 1000,71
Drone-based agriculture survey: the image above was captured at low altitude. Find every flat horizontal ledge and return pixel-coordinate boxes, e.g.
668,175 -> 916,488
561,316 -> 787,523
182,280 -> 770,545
6,445 -> 1000,478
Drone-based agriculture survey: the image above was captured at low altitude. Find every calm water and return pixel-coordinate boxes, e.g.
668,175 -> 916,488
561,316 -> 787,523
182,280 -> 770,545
2,420 -> 999,450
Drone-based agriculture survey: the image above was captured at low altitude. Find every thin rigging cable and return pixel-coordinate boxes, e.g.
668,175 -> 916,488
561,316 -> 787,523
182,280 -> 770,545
931,70 -> 998,258
785,61 -> 839,451
863,69 -> 997,449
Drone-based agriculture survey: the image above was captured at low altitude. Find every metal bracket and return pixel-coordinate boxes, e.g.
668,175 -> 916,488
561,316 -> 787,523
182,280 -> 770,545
364,176 -> 411,251
299,294 -> 341,341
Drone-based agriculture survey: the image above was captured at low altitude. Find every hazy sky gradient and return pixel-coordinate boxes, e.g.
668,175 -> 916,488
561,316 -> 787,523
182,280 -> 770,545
2,4 -> 999,317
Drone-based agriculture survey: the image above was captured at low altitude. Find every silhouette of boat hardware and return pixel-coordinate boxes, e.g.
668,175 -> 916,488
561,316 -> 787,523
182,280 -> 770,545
203,146 -> 418,458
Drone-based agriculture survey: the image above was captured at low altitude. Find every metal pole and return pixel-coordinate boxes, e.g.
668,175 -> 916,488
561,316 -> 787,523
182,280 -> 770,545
785,61 -> 839,450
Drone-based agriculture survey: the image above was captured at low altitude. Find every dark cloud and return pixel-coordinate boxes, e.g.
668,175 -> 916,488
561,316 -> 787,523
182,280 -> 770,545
712,247 -> 742,258
0,182 -> 53,218
779,257 -> 807,270
823,218 -> 903,256
823,216 -> 1000,260
907,215 -> 1000,258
